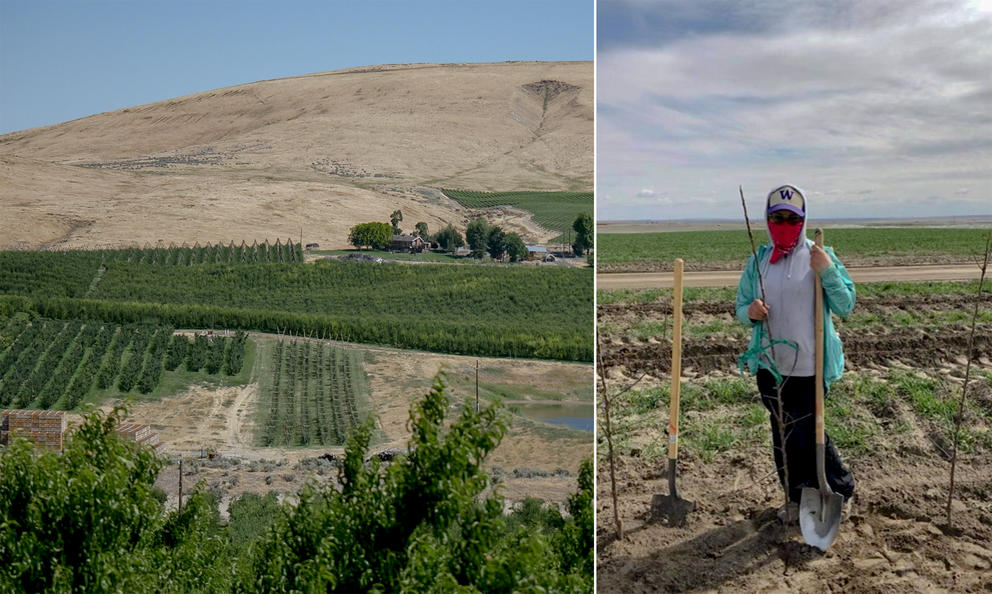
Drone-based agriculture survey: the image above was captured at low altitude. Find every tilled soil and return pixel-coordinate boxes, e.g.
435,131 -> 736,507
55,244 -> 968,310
601,325 -> 992,377
599,293 -> 992,377
599,292 -> 992,318
597,450 -> 992,593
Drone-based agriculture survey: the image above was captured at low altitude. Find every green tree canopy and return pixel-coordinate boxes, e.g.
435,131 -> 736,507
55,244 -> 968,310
414,221 -> 429,241
505,233 -> 529,262
487,226 -> 507,260
390,210 -> 404,234
242,375 -> 509,591
466,218 -> 491,258
433,224 -> 463,252
0,405 -> 231,592
240,375 -> 593,591
571,213 -> 593,256
348,222 -> 393,250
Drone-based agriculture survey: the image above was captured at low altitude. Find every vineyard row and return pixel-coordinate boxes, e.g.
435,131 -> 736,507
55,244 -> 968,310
257,340 -> 369,447
0,251 -> 593,361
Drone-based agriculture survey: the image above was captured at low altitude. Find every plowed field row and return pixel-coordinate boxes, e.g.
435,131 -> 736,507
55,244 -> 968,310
601,324 -> 992,376
598,291 -> 992,376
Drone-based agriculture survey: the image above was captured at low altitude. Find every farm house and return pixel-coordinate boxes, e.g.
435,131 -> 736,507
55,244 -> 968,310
389,234 -> 426,253
526,245 -> 556,262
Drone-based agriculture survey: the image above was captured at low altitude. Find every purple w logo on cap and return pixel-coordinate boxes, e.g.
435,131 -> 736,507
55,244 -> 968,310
767,185 -> 806,216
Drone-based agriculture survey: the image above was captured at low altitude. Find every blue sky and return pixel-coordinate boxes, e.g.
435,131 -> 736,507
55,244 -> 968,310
1,0 -> 592,134
597,0 -> 992,220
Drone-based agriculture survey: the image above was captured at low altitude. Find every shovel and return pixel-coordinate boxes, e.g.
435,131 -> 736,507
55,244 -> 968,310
800,228 -> 844,552
650,258 -> 695,526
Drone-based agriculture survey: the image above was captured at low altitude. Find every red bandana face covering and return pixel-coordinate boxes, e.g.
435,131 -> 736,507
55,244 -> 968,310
768,221 -> 804,263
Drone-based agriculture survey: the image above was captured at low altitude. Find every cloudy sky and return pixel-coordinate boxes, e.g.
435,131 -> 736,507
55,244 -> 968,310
597,0 -> 992,220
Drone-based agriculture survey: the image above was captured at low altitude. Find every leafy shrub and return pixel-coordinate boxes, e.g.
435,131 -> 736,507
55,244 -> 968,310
0,405 -> 229,592
0,377 -> 594,592
239,375 -> 593,592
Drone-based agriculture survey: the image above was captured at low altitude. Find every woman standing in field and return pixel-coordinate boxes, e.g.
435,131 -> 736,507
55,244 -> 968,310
735,185 -> 856,522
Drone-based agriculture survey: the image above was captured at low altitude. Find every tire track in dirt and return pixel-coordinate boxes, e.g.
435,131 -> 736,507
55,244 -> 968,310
226,383 -> 258,448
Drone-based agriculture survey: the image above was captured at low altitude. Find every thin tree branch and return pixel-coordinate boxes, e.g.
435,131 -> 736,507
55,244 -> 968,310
597,338 -> 634,540
946,230 -> 991,526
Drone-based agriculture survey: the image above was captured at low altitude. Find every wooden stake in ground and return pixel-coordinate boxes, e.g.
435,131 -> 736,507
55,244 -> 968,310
649,259 -> 695,526
946,230 -> 991,526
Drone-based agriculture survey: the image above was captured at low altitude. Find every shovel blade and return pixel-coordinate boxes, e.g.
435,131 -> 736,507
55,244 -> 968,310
650,493 -> 695,527
799,487 -> 844,552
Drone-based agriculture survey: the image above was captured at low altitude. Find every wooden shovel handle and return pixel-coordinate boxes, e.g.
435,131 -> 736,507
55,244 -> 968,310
669,258 -> 684,460
814,229 -> 825,446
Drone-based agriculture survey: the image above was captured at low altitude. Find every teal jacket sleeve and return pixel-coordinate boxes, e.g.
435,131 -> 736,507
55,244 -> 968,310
735,254 -> 758,325
819,246 -> 856,318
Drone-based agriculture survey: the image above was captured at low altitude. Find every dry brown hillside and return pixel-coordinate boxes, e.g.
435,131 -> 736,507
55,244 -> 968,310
0,61 -> 592,250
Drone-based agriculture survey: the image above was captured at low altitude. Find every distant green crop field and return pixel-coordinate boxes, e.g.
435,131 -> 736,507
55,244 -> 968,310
0,250 -> 593,361
598,227 -> 992,270
442,190 -> 592,242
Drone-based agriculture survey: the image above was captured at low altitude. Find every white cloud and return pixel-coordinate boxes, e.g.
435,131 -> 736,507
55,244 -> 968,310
597,0 -> 992,220
636,188 -> 656,198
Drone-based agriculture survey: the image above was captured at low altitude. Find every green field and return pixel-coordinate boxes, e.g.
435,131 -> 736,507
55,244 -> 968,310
598,227 -> 992,269
442,190 -> 592,242
254,339 -> 371,447
0,246 -> 592,361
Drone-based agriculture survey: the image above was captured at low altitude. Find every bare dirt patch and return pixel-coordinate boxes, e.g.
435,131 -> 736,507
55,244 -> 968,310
598,450 -> 992,593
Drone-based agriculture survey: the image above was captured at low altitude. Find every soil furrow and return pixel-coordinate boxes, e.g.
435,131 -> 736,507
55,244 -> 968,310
601,324 -> 992,376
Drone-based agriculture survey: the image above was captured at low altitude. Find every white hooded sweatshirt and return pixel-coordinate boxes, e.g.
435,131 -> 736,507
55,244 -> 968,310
759,191 -> 816,377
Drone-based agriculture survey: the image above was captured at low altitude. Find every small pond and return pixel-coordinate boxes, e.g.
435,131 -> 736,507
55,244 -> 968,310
512,402 -> 594,432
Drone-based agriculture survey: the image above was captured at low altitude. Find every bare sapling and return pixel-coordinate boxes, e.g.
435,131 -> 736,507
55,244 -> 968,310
946,230 -> 991,526
597,339 -> 649,541
740,186 -> 792,507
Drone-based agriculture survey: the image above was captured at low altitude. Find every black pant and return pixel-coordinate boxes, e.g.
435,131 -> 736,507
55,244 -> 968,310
756,370 -> 855,503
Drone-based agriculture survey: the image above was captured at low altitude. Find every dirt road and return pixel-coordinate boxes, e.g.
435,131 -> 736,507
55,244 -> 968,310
598,264 -> 981,290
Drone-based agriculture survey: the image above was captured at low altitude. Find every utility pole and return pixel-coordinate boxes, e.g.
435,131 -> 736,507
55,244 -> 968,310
178,457 -> 183,513
475,360 -> 480,413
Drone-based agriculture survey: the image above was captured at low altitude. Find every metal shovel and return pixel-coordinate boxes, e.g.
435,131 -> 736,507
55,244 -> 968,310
650,258 -> 695,526
800,228 -> 844,551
